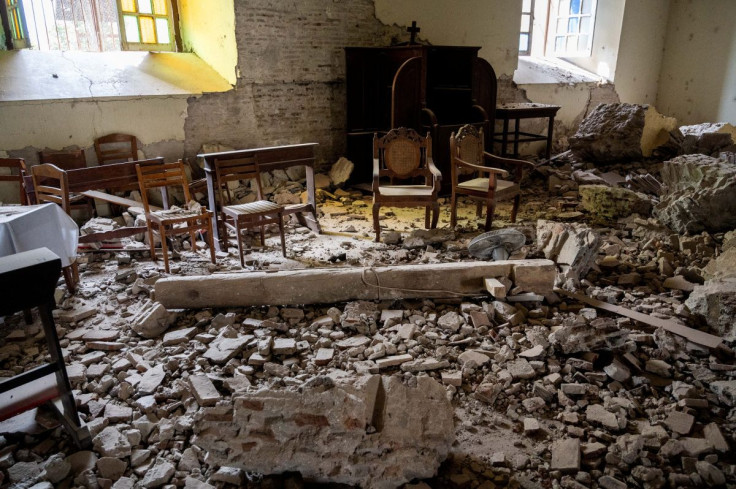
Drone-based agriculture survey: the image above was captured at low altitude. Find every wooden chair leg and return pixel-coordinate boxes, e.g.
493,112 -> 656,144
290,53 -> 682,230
23,309 -> 33,324
424,207 -> 430,229
476,202 -> 483,218
259,220 -> 266,249
450,191 -> 457,228
278,213 -> 286,258
160,224 -> 170,273
485,201 -> 496,231
147,224 -> 157,263
431,203 -> 439,229
62,262 -> 78,293
372,203 -> 381,242
235,219 -> 245,268
190,229 -> 198,253
206,219 -> 216,265
511,194 -> 521,223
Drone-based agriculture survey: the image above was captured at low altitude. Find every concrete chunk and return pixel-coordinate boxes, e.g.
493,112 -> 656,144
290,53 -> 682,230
189,375 -> 220,407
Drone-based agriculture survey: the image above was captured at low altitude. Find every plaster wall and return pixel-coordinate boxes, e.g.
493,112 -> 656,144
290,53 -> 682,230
614,0 -> 669,106
179,0 -> 238,85
656,0 -> 736,124
373,0 -> 521,77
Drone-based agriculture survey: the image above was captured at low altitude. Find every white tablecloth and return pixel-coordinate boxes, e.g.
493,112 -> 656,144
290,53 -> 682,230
0,204 -> 79,267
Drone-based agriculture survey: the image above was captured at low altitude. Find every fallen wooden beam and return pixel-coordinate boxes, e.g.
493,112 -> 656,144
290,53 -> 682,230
557,289 -> 722,349
155,260 -> 555,308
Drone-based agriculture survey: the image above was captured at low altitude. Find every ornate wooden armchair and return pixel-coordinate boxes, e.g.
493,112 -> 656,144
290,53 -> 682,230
372,127 -> 441,242
94,133 -> 138,165
136,159 -> 216,273
449,124 -> 534,230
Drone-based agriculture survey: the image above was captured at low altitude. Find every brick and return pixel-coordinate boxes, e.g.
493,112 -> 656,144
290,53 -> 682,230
375,354 -> 413,369
190,375 -> 220,407
550,438 -> 580,472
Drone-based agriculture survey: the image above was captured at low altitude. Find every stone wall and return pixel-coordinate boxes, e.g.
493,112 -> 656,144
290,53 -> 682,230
184,0 -> 403,168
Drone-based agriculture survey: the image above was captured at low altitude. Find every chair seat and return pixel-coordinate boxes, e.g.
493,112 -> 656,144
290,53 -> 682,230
149,208 -> 208,223
223,200 -> 283,218
457,178 -> 519,199
378,185 -> 435,197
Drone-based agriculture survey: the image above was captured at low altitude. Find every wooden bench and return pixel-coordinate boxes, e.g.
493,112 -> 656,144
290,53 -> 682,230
31,158 -> 164,244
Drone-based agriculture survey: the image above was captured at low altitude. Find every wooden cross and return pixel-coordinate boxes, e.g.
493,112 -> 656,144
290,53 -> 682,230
407,21 -> 420,44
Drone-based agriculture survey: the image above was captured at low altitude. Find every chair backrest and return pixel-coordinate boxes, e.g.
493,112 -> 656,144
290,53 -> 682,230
452,124 -> 485,166
374,127 -> 432,180
0,157 -> 27,204
136,159 -> 191,213
213,155 -> 262,205
31,163 -> 71,213
95,133 -> 138,165
39,149 -> 87,170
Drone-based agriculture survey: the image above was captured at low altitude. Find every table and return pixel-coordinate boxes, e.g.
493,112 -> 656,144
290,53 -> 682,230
0,204 -> 79,290
494,103 -> 561,160
198,143 -> 321,251
0,248 -> 90,448
0,204 -> 78,267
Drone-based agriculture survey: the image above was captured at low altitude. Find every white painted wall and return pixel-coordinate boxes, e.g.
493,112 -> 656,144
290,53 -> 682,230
657,0 -> 736,124
374,0 -> 522,77
614,0 -> 670,106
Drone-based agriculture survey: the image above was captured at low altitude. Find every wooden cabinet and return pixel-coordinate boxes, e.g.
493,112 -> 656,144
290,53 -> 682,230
345,45 -> 497,190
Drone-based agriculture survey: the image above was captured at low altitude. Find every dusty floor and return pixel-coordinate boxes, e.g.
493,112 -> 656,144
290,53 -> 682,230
0,171 -> 734,489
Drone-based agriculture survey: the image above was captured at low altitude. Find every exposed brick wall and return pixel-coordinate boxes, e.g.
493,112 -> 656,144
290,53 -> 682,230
184,0 -> 404,170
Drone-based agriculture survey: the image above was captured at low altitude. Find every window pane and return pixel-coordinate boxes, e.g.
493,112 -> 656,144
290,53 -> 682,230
566,36 -> 576,51
521,14 -> 530,31
555,36 -> 565,52
519,34 -> 529,52
152,0 -> 167,15
139,15 -> 155,43
559,0 -> 569,15
123,15 -> 140,43
582,0 -> 592,14
138,0 -> 153,14
568,17 -> 579,33
156,18 -> 169,44
581,16 -> 591,34
578,34 -> 589,51
556,18 -> 566,34
522,0 -> 532,12
121,0 -> 136,13
570,0 -> 581,14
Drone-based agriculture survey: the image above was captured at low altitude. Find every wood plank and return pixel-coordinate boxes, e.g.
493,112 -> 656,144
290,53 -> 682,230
80,190 -> 161,210
556,289 -> 722,349
484,277 -> 507,298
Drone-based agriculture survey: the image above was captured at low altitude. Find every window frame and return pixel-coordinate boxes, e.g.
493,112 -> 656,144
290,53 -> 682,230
546,0 -> 597,58
2,0 -> 29,49
115,0 -> 176,52
519,0 -> 534,56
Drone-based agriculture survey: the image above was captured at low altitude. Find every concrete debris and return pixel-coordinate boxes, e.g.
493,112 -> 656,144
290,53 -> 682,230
536,220 -> 600,286
328,156 -> 354,187
686,277 -> 736,341
680,122 -> 736,156
569,103 -> 677,163
194,374 -> 454,489
578,184 -> 652,221
130,300 -> 177,339
655,152 -> 736,233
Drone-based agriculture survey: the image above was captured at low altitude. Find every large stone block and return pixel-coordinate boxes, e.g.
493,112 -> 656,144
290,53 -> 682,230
192,373 -> 454,489
654,153 -> 736,233
536,220 -> 600,285
685,278 -> 736,342
570,103 -> 677,163
579,185 -> 652,220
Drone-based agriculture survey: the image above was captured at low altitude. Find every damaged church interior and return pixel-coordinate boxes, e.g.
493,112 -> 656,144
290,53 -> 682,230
1,0 -> 736,487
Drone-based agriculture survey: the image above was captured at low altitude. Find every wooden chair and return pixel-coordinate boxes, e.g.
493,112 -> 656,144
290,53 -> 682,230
31,163 -> 94,219
0,157 -> 28,205
449,124 -> 534,230
94,133 -> 138,165
214,155 -> 286,267
135,159 -> 216,273
372,127 -> 441,242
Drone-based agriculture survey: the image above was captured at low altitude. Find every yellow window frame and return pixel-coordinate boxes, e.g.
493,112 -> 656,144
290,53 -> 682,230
116,0 -> 176,52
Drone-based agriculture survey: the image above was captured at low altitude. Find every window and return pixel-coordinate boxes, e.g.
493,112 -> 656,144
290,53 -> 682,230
519,0 -> 597,59
519,0 -> 533,55
4,0 -> 29,48
549,0 -> 596,57
117,0 -> 174,51
1,0 -> 175,52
